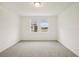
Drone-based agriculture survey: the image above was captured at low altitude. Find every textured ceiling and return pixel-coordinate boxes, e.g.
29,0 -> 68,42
0,2 -> 74,16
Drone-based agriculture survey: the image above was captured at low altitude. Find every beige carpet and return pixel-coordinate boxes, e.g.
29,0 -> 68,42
0,40 -> 77,57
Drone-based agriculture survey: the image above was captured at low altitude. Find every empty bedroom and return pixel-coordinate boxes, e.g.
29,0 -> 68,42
0,1 -> 79,57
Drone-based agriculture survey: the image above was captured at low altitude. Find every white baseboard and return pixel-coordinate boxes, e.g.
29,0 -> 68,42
58,40 -> 79,56
0,40 -> 20,53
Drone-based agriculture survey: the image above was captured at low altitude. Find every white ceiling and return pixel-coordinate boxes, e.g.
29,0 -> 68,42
0,2 -> 74,16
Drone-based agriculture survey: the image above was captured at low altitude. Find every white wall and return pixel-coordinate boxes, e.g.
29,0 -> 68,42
0,6 -> 20,52
58,3 -> 79,56
20,16 -> 57,40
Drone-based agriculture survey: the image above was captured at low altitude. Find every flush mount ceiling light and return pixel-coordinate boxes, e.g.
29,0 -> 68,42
34,2 -> 41,7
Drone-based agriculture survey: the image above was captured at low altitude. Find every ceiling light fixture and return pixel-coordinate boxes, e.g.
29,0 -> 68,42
34,2 -> 41,7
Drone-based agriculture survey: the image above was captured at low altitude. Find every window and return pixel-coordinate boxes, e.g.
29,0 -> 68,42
31,17 -> 48,32
40,20 -> 48,32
